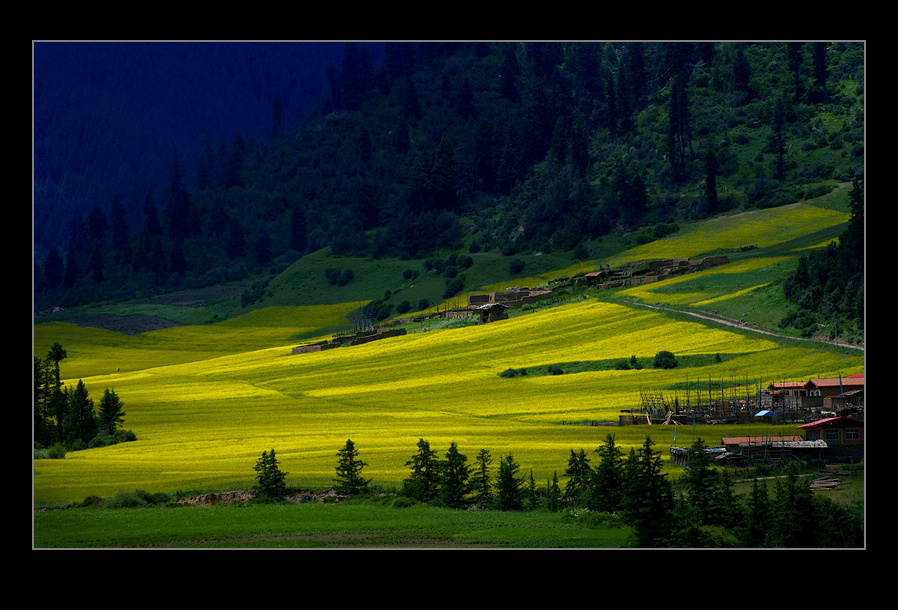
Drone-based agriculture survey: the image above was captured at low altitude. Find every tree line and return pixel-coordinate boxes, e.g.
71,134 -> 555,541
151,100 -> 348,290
254,434 -> 863,548
35,42 -> 864,316
33,342 -> 134,457
781,175 -> 864,342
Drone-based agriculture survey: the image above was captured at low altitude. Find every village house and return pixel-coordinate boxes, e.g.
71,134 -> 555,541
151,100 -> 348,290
796,416 -> 864,461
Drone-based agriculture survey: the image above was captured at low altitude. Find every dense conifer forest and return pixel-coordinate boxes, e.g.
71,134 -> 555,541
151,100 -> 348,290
33,41 -> 864,336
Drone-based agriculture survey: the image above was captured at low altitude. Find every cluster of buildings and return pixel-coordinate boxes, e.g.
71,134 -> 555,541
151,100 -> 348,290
669,373 -> 864,466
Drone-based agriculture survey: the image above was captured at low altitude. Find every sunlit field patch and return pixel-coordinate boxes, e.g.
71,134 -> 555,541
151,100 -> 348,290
34,298 -> 863,505
607,203 -> 848,265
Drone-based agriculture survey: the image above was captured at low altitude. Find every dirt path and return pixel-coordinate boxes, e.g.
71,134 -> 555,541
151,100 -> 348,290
627,301 -> 864,351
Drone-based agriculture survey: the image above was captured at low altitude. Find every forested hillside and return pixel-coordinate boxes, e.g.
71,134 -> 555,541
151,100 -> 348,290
33,42 -> 865,334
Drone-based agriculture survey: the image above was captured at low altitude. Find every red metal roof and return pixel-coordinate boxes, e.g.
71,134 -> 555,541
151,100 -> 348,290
796,416 -> 864,429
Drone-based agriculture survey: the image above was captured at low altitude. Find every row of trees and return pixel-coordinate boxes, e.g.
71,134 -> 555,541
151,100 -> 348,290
33,342 -> 132,453
781,175 -> 864,342
254,434 -> 862,548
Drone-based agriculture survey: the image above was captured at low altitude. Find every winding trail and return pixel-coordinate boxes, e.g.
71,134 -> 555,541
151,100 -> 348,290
626,300 -> 864,352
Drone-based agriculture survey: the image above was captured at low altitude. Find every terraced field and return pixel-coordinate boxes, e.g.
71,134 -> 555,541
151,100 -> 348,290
33,195 -> 864,506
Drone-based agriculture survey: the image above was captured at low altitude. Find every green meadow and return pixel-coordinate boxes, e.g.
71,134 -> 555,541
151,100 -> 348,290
33,194 -> 864,510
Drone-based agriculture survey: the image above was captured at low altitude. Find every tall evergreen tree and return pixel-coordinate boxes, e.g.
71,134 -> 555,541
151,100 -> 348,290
334,438 -> 370,495
563,448 -> 592,505
621,436 -> 675,547
681,437 -> 718,525
472,448 -> 494,509
42,246 -> 65,292
440,442 -> 472,508
63,379 -> 97,446
402,438 -> 441,502
253,448 -> 288,500
96,388 -> 126,435
495,454 -> 524,511
591,433 -> 624,513
166,149 -> 193,241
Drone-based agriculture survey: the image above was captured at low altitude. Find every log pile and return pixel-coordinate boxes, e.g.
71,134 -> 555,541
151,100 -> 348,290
810,469 -> 851,490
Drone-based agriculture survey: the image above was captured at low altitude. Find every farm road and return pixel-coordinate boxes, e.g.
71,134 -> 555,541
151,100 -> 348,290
626,301 -> 863,352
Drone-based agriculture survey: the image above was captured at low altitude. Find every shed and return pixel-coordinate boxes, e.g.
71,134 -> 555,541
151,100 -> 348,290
477,302 -> 509,323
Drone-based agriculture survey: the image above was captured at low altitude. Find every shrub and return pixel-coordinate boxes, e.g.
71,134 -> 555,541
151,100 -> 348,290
499,368 -> 528,378
509,258 -> 525,275
396,300 -> 411,314
547,365 -> 564,375
615,360 -> 631,370
654,350 -> 678,369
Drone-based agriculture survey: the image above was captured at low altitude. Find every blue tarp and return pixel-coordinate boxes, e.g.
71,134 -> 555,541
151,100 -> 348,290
754,410 -> 777,417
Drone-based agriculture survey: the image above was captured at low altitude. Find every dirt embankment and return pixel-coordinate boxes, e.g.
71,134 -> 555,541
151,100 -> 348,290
177,489 -> 346,506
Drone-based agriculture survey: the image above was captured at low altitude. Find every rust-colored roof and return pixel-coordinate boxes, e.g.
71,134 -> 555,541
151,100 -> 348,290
806,377 -> 865,388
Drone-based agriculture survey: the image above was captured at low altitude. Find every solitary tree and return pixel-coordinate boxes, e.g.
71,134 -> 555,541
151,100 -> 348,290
334,439 -> 370,495
96,388 -> 126,436
253,448 -> 288,500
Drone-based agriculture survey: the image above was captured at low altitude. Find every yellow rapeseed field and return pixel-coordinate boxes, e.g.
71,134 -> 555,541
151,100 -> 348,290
33,299 -> 863,504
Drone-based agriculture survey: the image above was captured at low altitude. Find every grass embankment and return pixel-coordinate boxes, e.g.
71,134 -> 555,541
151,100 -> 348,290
33,501 -> 632,548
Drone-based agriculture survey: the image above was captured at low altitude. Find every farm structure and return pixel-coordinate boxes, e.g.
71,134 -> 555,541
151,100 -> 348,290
625,374 -> 864,426
670,435 -> 829,466
292,328 -> 407,354
797,416 -> 864,462
566,255 -> 730,290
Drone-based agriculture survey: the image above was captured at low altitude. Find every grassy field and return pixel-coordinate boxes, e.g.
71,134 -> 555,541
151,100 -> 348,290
33,500 -> 633,548
33,193 -> 864,548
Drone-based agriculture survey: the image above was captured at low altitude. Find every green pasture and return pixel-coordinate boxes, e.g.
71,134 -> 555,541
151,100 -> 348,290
33,501 -> 633,548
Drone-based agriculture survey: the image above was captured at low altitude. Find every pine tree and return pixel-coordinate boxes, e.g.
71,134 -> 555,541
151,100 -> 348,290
63,380 -> 97,447
334,439 -> 370,495
739,478 -> 772,547
253,448 -> 288,500
591,433 -> 624,512
545,471 -> 562,511
563,448 -> 592,505
440,442 -> 472,508
621,436 -> 675,547
681,437 -> 718,525
96,388 -> 126,436
402,438 -> 440,502
472,448 -> 494,509
495,454 -> 524,511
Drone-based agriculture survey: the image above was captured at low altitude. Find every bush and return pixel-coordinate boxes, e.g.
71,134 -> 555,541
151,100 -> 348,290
396,300 -> 411,314
509,258 -> 526,275
499,368 -> 528,378
653,350 -> 678,369
547,365 -> 564,375
47,443 -> 67,459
